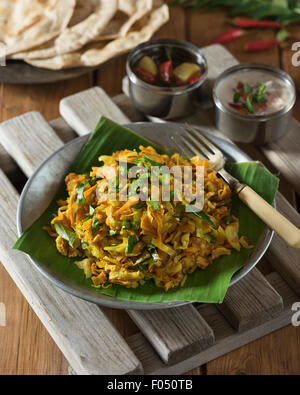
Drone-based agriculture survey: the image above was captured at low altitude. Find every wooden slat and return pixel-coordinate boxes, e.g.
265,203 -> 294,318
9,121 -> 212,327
216,268 -> 283,332
127,272 -> 297,375
0,169 -> 142,375
266,192 -> 300,296
128,305 -> 214,365
59,87 -> 130,136
261,119 -> 300,196
0,112 -> 63,177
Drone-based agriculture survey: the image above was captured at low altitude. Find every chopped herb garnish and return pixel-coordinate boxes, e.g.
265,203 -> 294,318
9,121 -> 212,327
89,205 -> 95,215
125,235 -> 138,255
135,202 -> 147,209
231,81 -> 268,115
138,258 -> 154,271
76,179 -> 90,205
121,220 -> 132,230
81,239 -> 88,249
131,221 -> 140,230
150,201 -> 160,210
233,91 -> 242,103
108,230 -> 117,236
92,219 -> 101,234
82,216 -> 93,224
243,97 -> 255,114
142,155 -> 162,167
147,244 -> 159,261
243,83 -> 252,95
54,222 -> 76,248
193,210 -> 217,229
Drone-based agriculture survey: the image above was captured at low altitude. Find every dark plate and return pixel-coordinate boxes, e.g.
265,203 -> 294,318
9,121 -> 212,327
1,60 -> 97,85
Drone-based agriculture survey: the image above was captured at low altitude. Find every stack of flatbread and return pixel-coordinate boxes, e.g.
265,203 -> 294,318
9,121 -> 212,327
1,0 -> 169,70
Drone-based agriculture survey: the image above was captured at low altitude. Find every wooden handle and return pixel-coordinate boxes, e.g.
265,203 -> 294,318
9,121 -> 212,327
238,186 -> 300,249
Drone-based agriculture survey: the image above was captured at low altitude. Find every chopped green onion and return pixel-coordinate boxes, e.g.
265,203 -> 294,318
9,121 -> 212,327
121,220 -> 132,230
233,91 -> 242,103
150,201 -> 160,210
193,210 -> 217,229
76,179 -> 90,205
243,97 -> 255,114
125,235 -> 138,255
92,219 -> 101,234
82,216 -> 93,224
243,83 -> 252,94
81,239 -> 88,249
131,221 -> 140,230
135,202 -> 147,209
108,230 -> 117,236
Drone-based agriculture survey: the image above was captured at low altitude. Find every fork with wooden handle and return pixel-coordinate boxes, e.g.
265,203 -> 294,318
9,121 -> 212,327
173,125 -> 300,249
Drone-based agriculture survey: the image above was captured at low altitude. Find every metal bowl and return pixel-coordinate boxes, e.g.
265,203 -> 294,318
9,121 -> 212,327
213,63 -> 296,145
17,122 -> 274,310
126,39 -> 208,120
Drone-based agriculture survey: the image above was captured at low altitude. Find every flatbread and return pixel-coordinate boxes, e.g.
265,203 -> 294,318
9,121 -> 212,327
12,0 -> 118,60
69,0 -> 100,27
26,4 -> 169,70
118,0 -> 138,16
97,0 -> 153,41
0,0 -> 76,56
10,0 -> 101,60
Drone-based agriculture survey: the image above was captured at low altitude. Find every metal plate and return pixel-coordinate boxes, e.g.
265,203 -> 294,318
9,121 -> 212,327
17,122 -> 274,309
0,60 -> 97,84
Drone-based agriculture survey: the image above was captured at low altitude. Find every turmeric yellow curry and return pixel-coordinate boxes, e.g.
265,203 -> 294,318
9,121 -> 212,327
45,146 -> 252,291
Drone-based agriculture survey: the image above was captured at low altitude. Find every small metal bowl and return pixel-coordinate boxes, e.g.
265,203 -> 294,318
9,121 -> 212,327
126,39 -> 208,120
213,63 -> 296,145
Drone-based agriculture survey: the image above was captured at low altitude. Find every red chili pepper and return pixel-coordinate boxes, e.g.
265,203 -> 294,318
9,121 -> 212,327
188,73 -> 202,85
234,17 -> 283,29
229,103 -> 247,114
175,79 -> 187,87
209,29 -> 243,45
159,60 -> 173,83
133,67 -> 155,82
245,40 -> 281,52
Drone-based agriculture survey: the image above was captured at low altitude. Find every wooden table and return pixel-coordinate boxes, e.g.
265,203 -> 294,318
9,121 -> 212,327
0,5 -> 299,375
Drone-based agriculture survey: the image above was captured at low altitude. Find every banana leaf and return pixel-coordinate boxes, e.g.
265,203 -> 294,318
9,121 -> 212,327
14,117 -> 279,304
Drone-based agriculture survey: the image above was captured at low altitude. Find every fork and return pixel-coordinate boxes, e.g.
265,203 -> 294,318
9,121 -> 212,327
171,125 -> 300,249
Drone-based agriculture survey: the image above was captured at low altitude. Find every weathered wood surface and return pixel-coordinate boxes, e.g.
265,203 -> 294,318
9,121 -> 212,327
0,168 -> 142,375
0,112 -> 63,177
266,193 -> 300,297
0,3 -> 299,375
60,87 -> 130,135
128,305 -> 214,365
216,268 -> 283,332
126,272 -> 298,375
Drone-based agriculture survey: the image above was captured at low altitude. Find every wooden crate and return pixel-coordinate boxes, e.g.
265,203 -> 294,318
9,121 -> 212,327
0,45 -> 299,375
